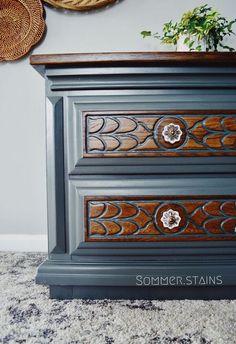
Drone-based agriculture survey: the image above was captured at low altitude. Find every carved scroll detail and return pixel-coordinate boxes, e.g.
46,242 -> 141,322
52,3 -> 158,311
84,112 -> 236,157
85,197 -> 236,241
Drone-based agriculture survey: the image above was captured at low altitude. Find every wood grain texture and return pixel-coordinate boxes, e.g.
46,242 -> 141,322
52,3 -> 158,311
83,110 -> 236,157
30,52 -> 236,68
85,196 -> 236,242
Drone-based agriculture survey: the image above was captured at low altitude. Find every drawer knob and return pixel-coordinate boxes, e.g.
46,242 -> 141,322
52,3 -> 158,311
160,209 -> 181,229
162,123 -> 183,144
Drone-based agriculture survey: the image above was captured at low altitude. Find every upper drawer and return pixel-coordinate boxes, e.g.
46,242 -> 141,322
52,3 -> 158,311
65,107 -> 236,175
84,110 -> 236,158
62,92 -> 236,175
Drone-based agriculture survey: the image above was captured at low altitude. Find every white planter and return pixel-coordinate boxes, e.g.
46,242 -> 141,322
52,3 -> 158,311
177,34 -> 207,52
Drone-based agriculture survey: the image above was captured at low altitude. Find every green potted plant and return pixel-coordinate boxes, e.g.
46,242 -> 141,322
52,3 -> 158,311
141,4 -> 236,51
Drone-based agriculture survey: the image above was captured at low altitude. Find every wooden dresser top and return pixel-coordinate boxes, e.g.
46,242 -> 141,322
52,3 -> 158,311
30,52 -> 236,69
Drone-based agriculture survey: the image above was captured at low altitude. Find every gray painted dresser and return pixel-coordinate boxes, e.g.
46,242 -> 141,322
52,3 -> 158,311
31,52 -> 236,299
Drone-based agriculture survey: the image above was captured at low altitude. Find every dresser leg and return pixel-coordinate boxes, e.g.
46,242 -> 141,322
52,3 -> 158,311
49,285 -> 236,300
50,286 -> 73,299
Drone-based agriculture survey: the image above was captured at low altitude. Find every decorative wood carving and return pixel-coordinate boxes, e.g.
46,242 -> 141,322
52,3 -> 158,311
85,196 -> 236,241
83,111 -> 236,157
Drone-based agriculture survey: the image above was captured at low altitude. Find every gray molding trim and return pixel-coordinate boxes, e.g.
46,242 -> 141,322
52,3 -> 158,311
37,258 -> 236,287
46,66 -> 236,91
46,96 -> 66,254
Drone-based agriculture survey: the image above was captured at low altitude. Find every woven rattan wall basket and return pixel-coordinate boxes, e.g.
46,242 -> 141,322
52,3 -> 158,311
43,0 -> 116,11
0,0 -> 45,61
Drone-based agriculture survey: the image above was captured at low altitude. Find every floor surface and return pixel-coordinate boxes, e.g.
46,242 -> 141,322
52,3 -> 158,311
0,252 -> 236,344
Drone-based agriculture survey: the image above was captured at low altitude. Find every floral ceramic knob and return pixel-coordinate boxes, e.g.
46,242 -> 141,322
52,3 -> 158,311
162,123 -> 183,144
160,209 -> 181,229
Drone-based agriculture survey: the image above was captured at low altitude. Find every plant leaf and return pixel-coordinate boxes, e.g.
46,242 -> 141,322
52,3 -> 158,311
140,31 -> 152,38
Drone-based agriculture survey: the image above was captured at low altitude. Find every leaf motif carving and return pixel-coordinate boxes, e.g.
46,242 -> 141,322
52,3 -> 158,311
136,117 -> 157,130
203,201 -> 223,216
120,221 -> 138,235
87,198 -> 236,241
191,208 -> 209,226
190,123 -> 208,141
136,202 -> 159,215
90,221 -> 106,235
222,218 -> 236,233
203,116 -> 224,131
118,203 -> 138,218
116,117 -> 137,133
182,116 -> 203,129
131,124 -> 151,144
119,136 -> 139,151
204,134 -> 223,149
182,138 -> 205,149
85,113 -> 236,156
138,223 -> 160,235
223,117 -> 236,131
88,136 -> 105,151
222,134 -> 236,149
100,118 -> 119,134
101,221 -> 121,235
102,203 -> 120,218
135,137 -> 159,151
203,219 -> 223,234
184,201 -> 205,213
221,201 -> 236,216
182,223 -> 205,234
90,203 -> 105,218
102,136 -> 120,151
88,117 -> 104,133
132,210 -> 152,228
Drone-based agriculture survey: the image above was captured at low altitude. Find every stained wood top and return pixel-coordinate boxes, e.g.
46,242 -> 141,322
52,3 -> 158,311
30,52 -> 236,70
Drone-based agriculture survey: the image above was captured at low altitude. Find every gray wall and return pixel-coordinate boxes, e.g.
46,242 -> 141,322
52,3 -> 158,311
0,0 -> 236,235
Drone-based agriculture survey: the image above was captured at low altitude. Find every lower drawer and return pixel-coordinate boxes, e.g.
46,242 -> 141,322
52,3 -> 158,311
68,176 -> 236,249
85,195 -> 236,242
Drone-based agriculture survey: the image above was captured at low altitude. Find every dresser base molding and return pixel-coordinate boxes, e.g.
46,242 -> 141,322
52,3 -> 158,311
49,285 -> 236,300
37,259 -> 236,300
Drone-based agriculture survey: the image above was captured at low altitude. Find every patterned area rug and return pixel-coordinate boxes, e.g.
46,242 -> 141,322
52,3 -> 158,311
0,253 -> 236,344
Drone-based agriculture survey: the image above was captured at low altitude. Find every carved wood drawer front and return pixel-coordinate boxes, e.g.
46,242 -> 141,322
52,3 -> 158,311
85,196 -> 236,242
83,111 -> 236,157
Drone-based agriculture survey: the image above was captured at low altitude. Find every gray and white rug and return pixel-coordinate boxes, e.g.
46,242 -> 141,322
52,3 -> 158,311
0,253 -> 236,344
